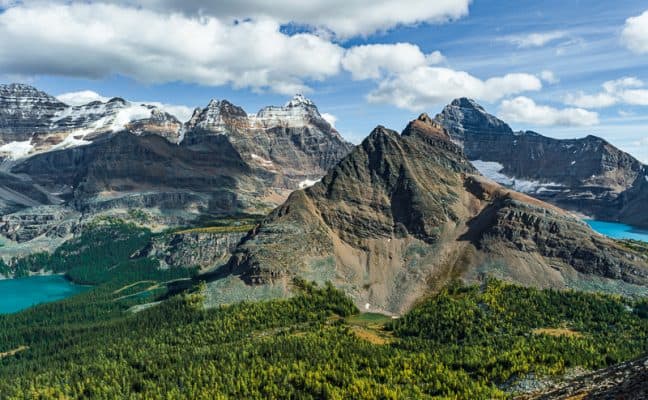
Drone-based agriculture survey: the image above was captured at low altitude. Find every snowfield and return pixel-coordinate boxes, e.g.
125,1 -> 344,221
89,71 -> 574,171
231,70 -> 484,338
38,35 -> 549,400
0,140 -> 34,159
471,160 -> 565,194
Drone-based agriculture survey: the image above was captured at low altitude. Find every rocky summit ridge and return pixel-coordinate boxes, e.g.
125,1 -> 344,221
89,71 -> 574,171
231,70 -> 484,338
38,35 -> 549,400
222,114 -> 648,314
435,97 -> 648,228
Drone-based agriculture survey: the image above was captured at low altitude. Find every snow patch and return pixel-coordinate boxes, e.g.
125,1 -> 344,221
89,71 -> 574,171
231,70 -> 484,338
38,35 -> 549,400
51,135 -> 93,151
250,153 -> 274,167
471,160 -> 565,194
298,178 -> 321,189
0,140 -> 33,159
111,104 -> 153,132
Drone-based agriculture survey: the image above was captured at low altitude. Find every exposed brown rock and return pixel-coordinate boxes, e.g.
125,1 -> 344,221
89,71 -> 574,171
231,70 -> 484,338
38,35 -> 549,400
224,118 -> 648,314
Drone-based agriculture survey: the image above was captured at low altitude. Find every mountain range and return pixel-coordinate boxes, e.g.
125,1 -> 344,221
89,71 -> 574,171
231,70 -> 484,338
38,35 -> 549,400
2,83 -> 648,311
0,83 -> 352,251
2,83 -> 648,398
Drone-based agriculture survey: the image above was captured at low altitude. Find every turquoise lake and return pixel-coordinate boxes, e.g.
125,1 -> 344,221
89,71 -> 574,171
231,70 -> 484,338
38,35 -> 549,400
585,220 -> 648,242
0,275 -> 87,315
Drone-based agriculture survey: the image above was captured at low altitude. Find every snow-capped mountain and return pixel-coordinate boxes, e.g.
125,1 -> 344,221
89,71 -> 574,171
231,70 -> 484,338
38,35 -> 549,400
184,94 -> 351,179
0,83 -> 183,160
435,97 -> 648,228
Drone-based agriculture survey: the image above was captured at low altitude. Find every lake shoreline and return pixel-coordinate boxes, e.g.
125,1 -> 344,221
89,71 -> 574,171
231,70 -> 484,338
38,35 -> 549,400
0,275 -> 89,314
584,219 -> 648,243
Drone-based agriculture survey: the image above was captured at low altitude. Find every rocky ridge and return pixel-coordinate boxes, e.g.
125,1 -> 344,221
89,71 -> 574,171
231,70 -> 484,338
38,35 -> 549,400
0,84 -> 183,160
222,115 -> 648,314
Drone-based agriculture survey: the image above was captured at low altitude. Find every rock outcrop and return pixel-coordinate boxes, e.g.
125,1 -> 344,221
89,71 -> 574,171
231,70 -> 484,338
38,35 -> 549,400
0,206 -> 79,243
435,97 -> 648,227
141,230 -> 245,271
518,355 -> 648,399
224,115 -> 648,314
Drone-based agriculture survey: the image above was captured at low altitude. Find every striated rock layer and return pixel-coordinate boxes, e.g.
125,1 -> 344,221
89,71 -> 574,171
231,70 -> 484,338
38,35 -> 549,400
435,98 -> 648,228
224,115 -> 648,314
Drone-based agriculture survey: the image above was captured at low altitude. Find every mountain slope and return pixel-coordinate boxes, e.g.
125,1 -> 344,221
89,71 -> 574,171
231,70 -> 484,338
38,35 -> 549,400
435,98 -> 648,227
224,115 -> 648,314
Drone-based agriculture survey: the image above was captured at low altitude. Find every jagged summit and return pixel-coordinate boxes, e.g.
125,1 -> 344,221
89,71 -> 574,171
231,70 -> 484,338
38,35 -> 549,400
256,94 -> 323,122
435,98 -> 513,143
403,113 -> 451,141
451,97 -> 479,108
434,97 -> 648,228
0,84 -> 185,158
284,93 -> 315,108
0,83 -> 68,142
0,84 -> 354,227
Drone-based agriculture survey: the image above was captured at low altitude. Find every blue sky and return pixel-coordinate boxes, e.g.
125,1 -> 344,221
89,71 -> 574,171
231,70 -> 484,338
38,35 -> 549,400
1,0 -> 647,161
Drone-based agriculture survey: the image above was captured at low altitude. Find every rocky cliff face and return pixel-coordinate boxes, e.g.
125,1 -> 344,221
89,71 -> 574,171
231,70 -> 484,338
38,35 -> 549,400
223,115 -> 648,314
519,355 -> 648,399
0,84 -> 68,143
435,98 -> 648,227
184,94 -> 353,188
141,230 -> 245,271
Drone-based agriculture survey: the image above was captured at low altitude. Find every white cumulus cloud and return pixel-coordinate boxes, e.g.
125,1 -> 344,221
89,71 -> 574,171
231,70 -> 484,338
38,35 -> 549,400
539,70 -> 559,84
321,112 -> 337,128
622,10 -> 648,54
57,90 -> 110,106
342,43 -> 443,80
504,31 -> 566,48
367,67 -> 542,111
0,3 -> 343,95
2,0 -> 472,38
565,77 -> 648,108
499,96 -> 599,126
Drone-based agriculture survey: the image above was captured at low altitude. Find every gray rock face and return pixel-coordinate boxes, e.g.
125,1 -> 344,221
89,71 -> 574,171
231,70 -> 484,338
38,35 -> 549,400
0,85 -> 353,245
0,83 -> 183,159
435,97 -> 513,144
521,355 -> 648,399
0,171 -> 54,214
184,94 -> 353,185
142,231 -> 245,270
435,98 -> 648,227
0,83 -> 67,142
0,206 -> 79,243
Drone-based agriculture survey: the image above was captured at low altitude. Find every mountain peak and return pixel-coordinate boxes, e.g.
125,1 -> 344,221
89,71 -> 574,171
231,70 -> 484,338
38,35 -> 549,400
285,93 -> 315,108
450,97 -> 484,110
204,99 -> 247,116
0,83 -> 66,107
402,113 -> 450,141
435,97 -> 513,143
